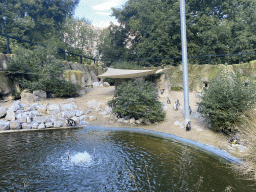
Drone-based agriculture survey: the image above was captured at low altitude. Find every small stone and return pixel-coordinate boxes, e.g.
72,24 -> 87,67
22,123 -> 32,129
67,98 -> 75,102
38,123 -> 46,129
135,119 -> 143,124
31,122 -> 38,129
45,122 -> 53,128
117,118 -> 124,123
174,121 -> 180,126
89,116 -> 97,122
10,120 -> 21,130
130,117 -> 136,124
123,120 -> 129,124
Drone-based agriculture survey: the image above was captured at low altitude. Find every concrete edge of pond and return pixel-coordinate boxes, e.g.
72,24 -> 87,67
84,126 -> 244,165
0,126 -> 83,133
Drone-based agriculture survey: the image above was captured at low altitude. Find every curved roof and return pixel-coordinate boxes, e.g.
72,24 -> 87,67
97,68 -> 165,79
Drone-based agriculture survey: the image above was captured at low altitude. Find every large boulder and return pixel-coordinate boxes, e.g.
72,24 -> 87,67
33,116 -> 45,124
0,120 -> 10,130
33,90 -> 47,100
21,89 -> 39,103
0,107 -> 8,118
10,120 -> 21,130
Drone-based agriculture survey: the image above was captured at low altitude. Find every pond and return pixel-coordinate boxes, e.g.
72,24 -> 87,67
0,126 -> 254,191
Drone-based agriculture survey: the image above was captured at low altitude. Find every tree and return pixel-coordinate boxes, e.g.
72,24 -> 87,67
99,0 -> 256,66
0,0 -> 79,53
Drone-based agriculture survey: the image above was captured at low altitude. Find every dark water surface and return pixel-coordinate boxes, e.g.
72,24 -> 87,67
0,126 -> 254,191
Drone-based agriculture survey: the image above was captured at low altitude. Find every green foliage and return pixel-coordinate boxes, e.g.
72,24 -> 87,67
98,0 -> 256,65
110,61 -> 144,70
0,0 -> 79,53
108,78 -> 166,122
7,46 -> 80,97
198,69 -> 256,133
171,86 -> 183,91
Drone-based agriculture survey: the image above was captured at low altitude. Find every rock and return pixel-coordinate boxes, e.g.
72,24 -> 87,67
123,120 -> 129,124
30,103 -> 41,111
5,110 -> 15,121
22,123 -> 32,129
75,110 -> 84,117
47,104 -> 61,115
89,116 -> 97,122
130,117 -> 136,124
45,122 -> 53,128
33,116 -> 45,124
92,82 -> 100,87
99,84 -> 104,87
86,110 -> 92,114
144,119 -> 151,125
10,120 -> 21,130
45,115 -> 56,123
61,111 -> 76,119
0,107 -> 8,118
135,119 -> 143,124
174,121 -> 180,126
100,111 -> 108,115
103,82 -> 110,87
38,123 -> 46,129
67,98 -> 74,102
117,118 -> 124,123
31,121 -> 39,129
54,121 -> 62,128
37,105 -> 47,114
30,110 -> 41,117
104,106 -> 112,113
179,106 -> 183,110
79,115 -> 87,122
61,104 -> 73,111
21,90 -> 40,103
19,115 -> 27,123
0,120 -> 10,130
33,90 -> 47,100
24,106 -> 31,112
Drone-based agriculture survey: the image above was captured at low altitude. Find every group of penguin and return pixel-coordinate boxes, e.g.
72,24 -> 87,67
167,97 -> 192,131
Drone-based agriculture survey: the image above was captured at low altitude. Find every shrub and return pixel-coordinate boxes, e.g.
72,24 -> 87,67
198,69 -> 256,133
7,46 -> 80,97
108,78 -> 166,122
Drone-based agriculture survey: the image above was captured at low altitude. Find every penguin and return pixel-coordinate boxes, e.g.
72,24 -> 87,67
186,121 -> 191,131
66,118 -> 76,126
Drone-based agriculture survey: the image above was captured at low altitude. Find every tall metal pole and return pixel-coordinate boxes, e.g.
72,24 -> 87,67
179,0 -> 190,124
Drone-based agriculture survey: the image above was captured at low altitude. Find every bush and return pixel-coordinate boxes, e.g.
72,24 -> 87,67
108,78 -> 166,122
7,46 -> 80,97
198,69 -> 256,133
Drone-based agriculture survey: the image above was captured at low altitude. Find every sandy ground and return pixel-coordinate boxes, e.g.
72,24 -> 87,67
0,86 -> 242,157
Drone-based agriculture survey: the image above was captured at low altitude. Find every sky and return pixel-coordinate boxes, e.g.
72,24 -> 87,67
74,0 -> 128,29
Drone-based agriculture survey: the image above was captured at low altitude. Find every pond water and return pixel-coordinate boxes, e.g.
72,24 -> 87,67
0,126 -> 254,191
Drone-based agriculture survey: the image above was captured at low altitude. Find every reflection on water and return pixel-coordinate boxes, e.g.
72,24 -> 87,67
0,127 -> 254,191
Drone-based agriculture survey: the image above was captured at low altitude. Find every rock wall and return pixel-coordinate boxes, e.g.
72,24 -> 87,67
0,53 -> 106,100
165,60 -> 256,92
